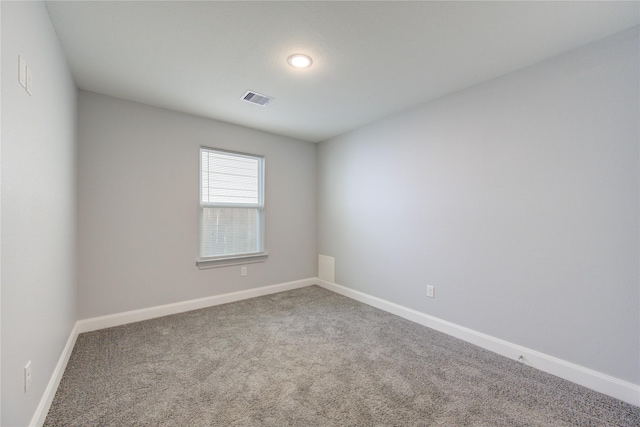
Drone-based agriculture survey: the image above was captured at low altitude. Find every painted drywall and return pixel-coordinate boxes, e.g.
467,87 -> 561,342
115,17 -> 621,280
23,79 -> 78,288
77,91 -> 317,319
1,2 -> 78,425
317,28 -> 639,385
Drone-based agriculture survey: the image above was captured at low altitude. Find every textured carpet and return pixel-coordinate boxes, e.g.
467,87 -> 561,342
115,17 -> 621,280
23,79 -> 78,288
45,286 -> 639,426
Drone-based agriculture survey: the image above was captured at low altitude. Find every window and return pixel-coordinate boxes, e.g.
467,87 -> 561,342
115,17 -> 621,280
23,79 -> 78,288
198,148 -> 265,266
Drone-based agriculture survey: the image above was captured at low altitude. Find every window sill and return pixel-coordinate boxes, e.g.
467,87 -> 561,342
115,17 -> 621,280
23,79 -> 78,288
196,253 -> 268,269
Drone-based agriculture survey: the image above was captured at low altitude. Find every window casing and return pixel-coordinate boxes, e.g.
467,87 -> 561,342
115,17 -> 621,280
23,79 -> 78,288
199,148 -> 265,264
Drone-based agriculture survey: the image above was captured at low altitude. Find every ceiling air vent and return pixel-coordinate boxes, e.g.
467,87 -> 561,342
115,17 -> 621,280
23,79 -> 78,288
242,91 -> 274,107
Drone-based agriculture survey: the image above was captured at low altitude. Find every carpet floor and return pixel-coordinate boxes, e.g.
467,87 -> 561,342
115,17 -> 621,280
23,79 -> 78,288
45,286 -> 639,426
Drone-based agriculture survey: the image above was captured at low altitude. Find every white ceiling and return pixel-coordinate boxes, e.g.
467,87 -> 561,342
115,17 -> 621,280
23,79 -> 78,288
45,1 -> 639,143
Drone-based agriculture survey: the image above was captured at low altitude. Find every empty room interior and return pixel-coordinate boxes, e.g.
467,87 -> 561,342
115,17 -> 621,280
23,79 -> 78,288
2,1 -> 639,426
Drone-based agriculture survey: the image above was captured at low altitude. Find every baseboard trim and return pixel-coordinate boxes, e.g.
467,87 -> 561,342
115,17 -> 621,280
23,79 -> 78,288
77,278 -> 316,333
31,276 -> 639,427
29,322 -> 80,427
316,279 -> 640,407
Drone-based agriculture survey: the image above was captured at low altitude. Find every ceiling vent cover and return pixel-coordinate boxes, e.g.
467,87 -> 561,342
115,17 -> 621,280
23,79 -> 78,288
242,91 -> 274,106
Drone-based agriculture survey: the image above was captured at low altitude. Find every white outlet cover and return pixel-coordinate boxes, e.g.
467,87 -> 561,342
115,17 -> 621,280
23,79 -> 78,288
24,361 -> 32,392
18,55 -> 27,88
427,285 -> 435,298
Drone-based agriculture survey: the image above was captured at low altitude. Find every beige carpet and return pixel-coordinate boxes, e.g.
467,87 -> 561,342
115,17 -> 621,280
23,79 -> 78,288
45,286 -> 639,426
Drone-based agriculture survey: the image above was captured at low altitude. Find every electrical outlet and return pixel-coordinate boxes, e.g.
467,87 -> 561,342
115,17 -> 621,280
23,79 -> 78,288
24,361 -> 32,392
18,55 -> 27,88
426,285 -> 435,298
241,266 -> 247,277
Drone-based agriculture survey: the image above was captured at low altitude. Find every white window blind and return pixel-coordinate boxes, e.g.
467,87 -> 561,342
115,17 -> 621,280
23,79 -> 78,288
200,148 -> 264,259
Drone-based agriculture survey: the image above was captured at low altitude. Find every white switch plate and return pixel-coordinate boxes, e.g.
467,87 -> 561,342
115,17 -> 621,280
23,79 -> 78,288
26,65 -> 33,95
427,285 -> 435,298
24,361 -> 32,392
241,266 -> 247,276
18,55 -> 27,88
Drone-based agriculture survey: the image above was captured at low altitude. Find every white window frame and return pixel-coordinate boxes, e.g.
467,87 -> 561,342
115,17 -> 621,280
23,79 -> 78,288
196,147 -> 267,269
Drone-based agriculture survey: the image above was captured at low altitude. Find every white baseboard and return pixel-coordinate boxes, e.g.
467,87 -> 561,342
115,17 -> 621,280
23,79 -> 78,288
29,323 -> 80,427
316,279 -> 640,407
31,276 -> 639,427
77,278 -> 316,333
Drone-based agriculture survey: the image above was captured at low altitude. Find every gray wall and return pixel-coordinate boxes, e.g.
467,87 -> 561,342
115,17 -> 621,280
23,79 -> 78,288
1,2 -> 78,426
317,28 -> 639,384
77,92 -> 317,319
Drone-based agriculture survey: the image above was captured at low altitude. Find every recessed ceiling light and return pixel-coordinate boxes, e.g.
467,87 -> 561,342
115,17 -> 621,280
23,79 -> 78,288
287,54 -> 313,69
